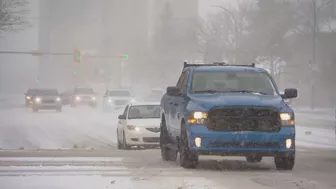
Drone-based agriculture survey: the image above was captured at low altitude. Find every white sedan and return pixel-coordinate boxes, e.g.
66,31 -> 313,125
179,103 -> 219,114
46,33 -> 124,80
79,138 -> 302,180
116,102 -> 161,149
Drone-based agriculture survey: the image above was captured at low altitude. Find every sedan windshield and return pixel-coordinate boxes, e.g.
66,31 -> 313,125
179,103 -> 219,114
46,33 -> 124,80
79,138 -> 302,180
128,105 -> 160,119
74,88 -> 94,94
191,71 -> 278,95
108,91 -> 131,97
36,89 -> 59,95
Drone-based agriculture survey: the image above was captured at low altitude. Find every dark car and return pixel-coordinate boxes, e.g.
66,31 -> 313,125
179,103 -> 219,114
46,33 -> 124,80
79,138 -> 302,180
31,89 -> 62,112
71,87 -> 97,108
160,62 -> 298,170
24,88 -> 38,106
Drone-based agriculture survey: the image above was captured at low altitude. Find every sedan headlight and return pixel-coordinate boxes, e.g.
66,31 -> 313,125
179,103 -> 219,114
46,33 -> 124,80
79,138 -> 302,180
56,97 -> 61,102
26,96 -> 31,100
127,125 -> 140,132
280,113 -> 295,125
188,111 -> 208,124
35,97 -> 41,103
75,96 -> 81,101
92,97 -> 96,101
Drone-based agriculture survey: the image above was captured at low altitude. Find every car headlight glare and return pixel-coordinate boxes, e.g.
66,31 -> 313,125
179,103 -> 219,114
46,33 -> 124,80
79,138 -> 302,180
108,99 -> 112,103
56,97 -> 61,101
193,111 -> 207,119
280,113 -> 295,125
26,96 -> 31,100
188,111 -> 207,124
75,96 -> 81,101
280,113 -> 291,121
92,97 -> 96,101
127,125 -> 140,131
35,97 -> 41,103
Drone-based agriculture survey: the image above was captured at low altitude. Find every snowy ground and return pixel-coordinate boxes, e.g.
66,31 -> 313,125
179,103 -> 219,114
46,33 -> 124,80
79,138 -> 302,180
1,96 -> 336,189
0,97 -> 335,150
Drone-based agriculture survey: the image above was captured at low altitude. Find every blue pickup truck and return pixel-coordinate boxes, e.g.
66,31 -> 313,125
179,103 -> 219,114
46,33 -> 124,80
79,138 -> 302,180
160,62 -> 298,170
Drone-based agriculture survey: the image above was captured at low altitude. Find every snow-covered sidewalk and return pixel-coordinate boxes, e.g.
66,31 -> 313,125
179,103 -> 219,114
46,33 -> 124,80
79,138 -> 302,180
296,125 -> 336,149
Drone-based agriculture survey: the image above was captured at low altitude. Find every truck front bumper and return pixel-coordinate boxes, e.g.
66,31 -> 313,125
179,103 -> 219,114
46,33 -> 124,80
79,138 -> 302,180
187,125 -> 295,157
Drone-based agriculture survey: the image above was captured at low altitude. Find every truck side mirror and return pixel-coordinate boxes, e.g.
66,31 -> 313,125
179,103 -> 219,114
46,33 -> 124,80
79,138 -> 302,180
166,86 -> 180,96
281,88 -> 298,99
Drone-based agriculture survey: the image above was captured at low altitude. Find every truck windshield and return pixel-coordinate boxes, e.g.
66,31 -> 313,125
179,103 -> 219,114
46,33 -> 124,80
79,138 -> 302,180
191,71 -> 278,95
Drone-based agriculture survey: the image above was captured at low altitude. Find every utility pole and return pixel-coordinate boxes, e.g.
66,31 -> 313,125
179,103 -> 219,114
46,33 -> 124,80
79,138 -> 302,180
311,0 -> 317,109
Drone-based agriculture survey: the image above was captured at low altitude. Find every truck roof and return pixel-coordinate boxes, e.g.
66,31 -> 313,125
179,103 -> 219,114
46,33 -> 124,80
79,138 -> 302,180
190,66 -> 266,73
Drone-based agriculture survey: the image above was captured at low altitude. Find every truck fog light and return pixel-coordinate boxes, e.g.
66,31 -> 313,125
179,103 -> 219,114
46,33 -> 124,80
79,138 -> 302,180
195,137 -> 201,147
286,139 -> 292,148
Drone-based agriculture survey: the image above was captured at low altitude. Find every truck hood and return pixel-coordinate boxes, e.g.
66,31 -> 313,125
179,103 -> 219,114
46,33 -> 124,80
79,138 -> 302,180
188,93 -> 288,112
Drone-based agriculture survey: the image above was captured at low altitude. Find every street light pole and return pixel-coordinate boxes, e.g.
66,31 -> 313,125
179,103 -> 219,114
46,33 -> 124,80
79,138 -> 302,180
311,0 -> 317,109
211,5 -> 239,64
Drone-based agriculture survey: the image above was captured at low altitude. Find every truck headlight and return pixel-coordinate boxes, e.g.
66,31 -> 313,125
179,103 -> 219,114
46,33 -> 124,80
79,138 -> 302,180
188,111 -> 207,124
35,97 -> 41,103
280,113 -> 294,125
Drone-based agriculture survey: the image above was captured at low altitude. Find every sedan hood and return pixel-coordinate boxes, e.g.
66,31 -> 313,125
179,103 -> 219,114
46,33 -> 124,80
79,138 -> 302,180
126,118 -> 160,127
189,93 -> 287,111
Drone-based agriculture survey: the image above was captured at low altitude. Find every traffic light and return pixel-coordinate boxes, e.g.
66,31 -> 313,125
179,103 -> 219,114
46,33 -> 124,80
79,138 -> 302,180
121,54 -> 128,60
74,49 -> 82,63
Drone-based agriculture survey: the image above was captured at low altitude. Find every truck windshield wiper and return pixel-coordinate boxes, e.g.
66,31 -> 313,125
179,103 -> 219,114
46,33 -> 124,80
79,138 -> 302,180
225,90 -> 268,95
193,89 -> 219,94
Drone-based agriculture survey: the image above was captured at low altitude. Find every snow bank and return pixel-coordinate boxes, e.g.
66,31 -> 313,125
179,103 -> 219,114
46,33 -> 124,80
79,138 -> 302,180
0,175 -> 224,189
296,125 -> 336,149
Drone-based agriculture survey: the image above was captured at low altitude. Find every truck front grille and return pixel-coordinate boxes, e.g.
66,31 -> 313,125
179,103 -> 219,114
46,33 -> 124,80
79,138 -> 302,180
207,106 -> 280,132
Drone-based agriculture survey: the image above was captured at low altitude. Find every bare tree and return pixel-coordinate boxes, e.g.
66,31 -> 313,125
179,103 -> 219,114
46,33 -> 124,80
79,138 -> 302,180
197,1 -> 254,64
0,0 -> 30,34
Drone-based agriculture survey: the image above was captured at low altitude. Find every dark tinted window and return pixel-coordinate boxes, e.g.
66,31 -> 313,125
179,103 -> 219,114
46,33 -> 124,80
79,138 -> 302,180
74,88 -> 94,94
128,105 -> 160,119
36,89 -> 59,95
108,91 -> 131,97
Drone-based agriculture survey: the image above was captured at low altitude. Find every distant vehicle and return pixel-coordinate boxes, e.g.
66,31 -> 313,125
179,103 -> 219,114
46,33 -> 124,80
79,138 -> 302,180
31,89 -> 62,112
145,88 -> 164,102
60,90 -> 73,105
71,87 -> 97,108
117,102 -> 161,149
160,62 -> 298,170
24,88 -> 38,106
102,89 -> 133,110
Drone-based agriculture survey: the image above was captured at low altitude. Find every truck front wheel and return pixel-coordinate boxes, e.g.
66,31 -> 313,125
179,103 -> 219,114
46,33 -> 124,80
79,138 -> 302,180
274,153 -> 295,170
160,119 -> 177,161
180,124 -> 198,169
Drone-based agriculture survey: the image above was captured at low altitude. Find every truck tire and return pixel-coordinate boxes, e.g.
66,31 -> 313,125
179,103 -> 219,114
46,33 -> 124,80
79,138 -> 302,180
160,118 -> 177,161
180,123 -> 198,169
274,153 -> 295,170
246,155 -> 263,163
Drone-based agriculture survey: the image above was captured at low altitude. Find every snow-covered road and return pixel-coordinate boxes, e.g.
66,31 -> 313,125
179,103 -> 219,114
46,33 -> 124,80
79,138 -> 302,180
1,99 -> 336,188
0,102 -> 335,150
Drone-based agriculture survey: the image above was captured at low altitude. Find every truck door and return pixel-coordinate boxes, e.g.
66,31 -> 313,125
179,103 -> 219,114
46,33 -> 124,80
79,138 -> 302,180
170,71 -> 188,140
